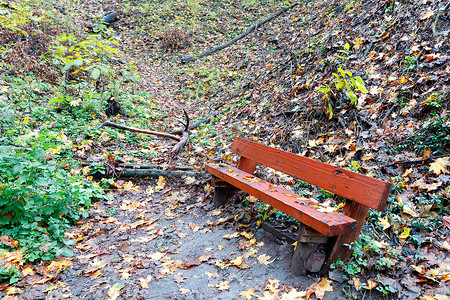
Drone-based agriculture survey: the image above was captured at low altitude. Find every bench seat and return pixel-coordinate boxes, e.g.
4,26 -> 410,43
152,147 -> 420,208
207,164 -> 357,237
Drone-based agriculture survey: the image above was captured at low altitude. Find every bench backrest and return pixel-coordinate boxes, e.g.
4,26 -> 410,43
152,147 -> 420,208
232,137 -> 391,211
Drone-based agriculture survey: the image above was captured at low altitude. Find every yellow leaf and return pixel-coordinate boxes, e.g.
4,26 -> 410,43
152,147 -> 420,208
230,256 -> 243,267
71,68 -> 80,75
22,117 -> 30,125
6,287 -> 23,295
239,288 -> 255,299
354,38 -> 362,50
429,157 -> 450,175
215,281 -> 230,291
139,275 -> 152,288
421,10 -> 435,20
378,216 -> 391,230
22,267 -> 35,276
180,288 -> 190,294
47,260 -> 73,272
228,168 -> 233,172
240,232 -> 254,239
398,76 -> 408,84
399,227 -> 410,239
315,278 -> 334,300
108,283 -> 125,300
353,277 -> 362,291
156,176 -> 166,188
257,254 -> 275,265
205,271 -> 219,278
265,279 -> 280,293
366,279 -> 377,290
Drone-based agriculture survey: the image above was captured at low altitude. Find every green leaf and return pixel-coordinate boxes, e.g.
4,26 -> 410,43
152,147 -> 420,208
91,68 -> 101,79
61,61 -> 74,72
73,59 -> 83,68
57,247 -> 74,257
354,76 -> 368,93
338,68 -> 346,78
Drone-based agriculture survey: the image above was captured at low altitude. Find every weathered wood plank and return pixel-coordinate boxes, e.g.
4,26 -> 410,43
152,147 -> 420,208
206,164 -> 357,236
231,137 -> 391,211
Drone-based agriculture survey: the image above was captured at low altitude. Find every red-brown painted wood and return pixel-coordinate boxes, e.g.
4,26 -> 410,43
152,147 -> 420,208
206,164 -> 357,236
237,157 -> 258,174
231,137 -> 391,211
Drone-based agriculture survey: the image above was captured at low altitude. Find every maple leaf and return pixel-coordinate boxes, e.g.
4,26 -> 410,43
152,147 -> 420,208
215,281 -> 230,291
279,288 -> 306,300
305,278 -> 333,300
240,288 -> 255,299
378,216 -> 391,230
173,272 -> 186,283
257,254 -> 275,265
265,279 -> 280,293
139,275 -> 152,288
366,279 -> 377,290
429,157 -> 450,175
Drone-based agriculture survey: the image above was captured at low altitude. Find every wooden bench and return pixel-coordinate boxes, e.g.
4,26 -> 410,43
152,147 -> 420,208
206,137 -> 391,275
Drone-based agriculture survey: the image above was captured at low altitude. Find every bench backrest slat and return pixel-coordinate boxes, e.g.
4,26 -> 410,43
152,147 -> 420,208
232,137 -> 391,211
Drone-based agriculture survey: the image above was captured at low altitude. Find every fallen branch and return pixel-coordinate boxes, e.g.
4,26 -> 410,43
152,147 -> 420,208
180,3 -> 299,63
432,2 -> 450,35
82,162 -> 194,170
100,121 -> 181,141
90,168 -> 199,179
171,109 -> 190,155
385,154 -> 449,167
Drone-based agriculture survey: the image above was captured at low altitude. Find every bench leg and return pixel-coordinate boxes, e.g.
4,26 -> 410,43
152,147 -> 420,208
291,225 -> 328,275
211,176 -> 233,207
213,186 -> 230,207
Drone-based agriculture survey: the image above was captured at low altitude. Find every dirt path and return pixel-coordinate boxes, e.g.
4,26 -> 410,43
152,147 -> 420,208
20,180 -> 346,300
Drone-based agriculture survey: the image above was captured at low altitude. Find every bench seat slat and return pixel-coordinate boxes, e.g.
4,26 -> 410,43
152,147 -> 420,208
231,137 -> 391,211
206,164 -> 357,237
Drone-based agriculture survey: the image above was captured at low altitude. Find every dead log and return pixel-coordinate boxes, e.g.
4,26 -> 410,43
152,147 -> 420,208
90,167 -> 199,179
82,162 -> 194,170
180,3 -> 298,63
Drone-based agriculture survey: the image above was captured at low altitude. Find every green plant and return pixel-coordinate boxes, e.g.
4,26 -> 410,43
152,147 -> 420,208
399,115 -> 450,155
51,33 -> 118,81
0,265 -> 21,284
318,67 -> 368,119
0,145 -> 105,263
402,55 -> 418,72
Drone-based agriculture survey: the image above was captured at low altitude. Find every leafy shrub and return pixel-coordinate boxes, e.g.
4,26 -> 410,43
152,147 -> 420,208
0,145 -> 104,262
160,28 -> 192,51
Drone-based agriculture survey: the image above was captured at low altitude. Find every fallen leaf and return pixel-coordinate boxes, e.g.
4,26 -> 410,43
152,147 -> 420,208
257,254 -> 275,265
366,279 -> 377,290
216,281 -> 230,291
0,235 -> 18,248
180,288 -> 190,295
378,216 -> 391,230
139,275 -> 152,288
421,10 -> 435,20
181,257 -> 201,269
205,271 -> 219,278
399,227 -> 410,239
265,279 -> 280,293
6,287 -> 23,295
240,288 -> 255,299
108,282 -> 125,300
429,157 -> 450,175
305,278 -> 333,300
174,272 -> 186,283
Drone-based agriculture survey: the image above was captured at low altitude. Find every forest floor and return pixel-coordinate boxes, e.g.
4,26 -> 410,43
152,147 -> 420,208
0,0 -> 449,299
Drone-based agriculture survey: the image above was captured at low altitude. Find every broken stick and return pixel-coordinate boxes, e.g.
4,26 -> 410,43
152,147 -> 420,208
100,121 -> 181,141
180,3 -> 298,63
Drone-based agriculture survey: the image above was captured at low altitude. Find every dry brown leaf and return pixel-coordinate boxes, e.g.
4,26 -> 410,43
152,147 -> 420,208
421,10 -> 435,20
